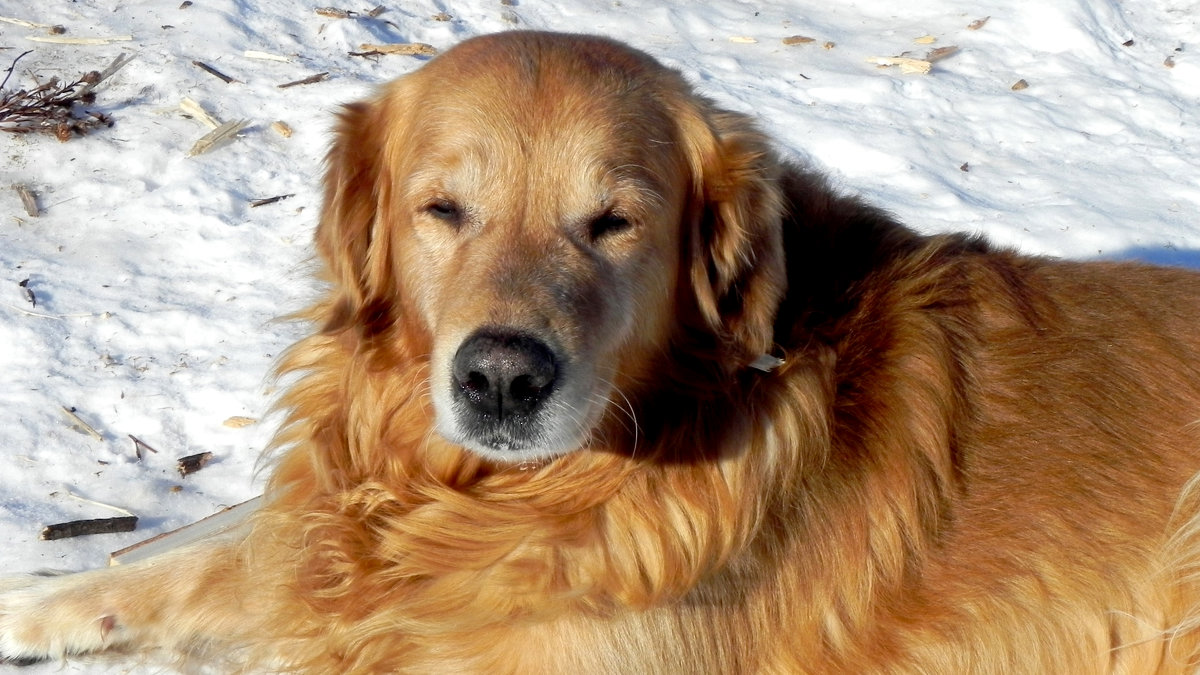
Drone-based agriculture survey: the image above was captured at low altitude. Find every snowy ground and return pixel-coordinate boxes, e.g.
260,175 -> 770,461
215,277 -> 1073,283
0,0 -> 1197,671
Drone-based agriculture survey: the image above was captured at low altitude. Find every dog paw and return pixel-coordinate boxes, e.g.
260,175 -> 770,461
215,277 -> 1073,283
0,573 -> 119,663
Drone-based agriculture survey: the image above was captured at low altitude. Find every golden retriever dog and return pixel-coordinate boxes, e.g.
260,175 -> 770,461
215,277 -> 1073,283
5,30 -> 1200,673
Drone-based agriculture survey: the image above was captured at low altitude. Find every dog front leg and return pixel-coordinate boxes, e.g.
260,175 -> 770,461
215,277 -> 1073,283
0,533 -> 261,664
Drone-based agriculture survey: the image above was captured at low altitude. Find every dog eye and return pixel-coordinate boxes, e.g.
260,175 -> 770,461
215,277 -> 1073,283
588,211 -> 632,242
425,199 -> 462,225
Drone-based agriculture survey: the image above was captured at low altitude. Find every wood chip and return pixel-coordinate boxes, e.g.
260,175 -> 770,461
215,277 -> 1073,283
270,121 -> 293,137
432,12 -> 452,21
41,516 -> 137,540
14,185 -> 39,217
868,56 -> 932,75
729,36 -> 758,44
967,17 -> 990,31
60,406 -> 103,441
277,72 -> 329,88
177,451 -> 214,477
315,7 -> 352,18
927,46 -> 959,63
357,42 -> 438,56
823,41 -> 836,50
26,35 -> 133,45
243,50 -> 291,62
782,35 -> 815,46
367,6 -> 386,18
1165,55 -> 1176,68
179,97 -> 221,129
187,119 -> 248,157
1011,78 -> 1030,91
192,60 -> 237,84
915,35 -> 937,45
223,415 -> 258,428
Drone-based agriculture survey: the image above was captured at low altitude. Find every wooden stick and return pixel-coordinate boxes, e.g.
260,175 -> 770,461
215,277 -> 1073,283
128,434 -> 160,459
277,72 -> 329,88
192,60 -> 237,84
41,516 -> 137,540
249,194 -> 293,207
111,497 -> 260,565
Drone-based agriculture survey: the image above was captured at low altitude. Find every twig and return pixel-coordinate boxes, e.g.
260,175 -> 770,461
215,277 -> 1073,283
1,49 -> 32,91
128,434 -> 160,459
192,60 -> 237,84
249,194 -> 294,207
277,72 -> 328,88
41,516 -> 137,540
60,406 -> 103,441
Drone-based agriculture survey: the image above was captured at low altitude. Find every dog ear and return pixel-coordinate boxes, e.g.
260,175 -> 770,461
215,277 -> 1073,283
315,98 -> 402,336
673,100 -> 788,362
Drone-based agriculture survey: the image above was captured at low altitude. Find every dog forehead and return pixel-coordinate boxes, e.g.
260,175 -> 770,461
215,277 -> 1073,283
405,32 -> 679,130
423,31 -> 668,87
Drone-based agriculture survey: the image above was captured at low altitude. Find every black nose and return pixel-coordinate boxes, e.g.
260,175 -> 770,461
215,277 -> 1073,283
451,329 -> 559,420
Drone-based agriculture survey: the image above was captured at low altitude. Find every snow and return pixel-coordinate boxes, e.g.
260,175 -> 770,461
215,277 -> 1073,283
0,0 -> 1197,671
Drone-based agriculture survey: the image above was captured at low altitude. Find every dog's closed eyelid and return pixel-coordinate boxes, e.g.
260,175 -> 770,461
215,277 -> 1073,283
589,212 -> 632,241
423,198 -> 464,226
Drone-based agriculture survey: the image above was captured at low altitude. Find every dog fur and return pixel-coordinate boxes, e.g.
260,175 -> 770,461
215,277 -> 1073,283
4,31 -> 1200,674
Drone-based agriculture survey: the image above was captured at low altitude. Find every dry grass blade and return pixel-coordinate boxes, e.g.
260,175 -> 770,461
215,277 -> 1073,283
26,35 -> 133,45
60,406 -> 103,441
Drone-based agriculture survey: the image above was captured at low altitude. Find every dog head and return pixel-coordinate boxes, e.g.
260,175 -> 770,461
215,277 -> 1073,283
316,32 -> 786,462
